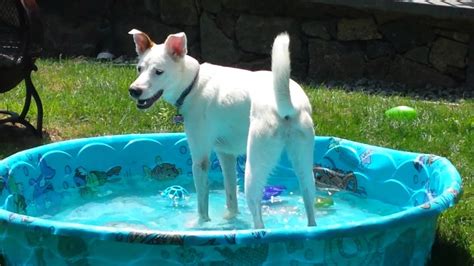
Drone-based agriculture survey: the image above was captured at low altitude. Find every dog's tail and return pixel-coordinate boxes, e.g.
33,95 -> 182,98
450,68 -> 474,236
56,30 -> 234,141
272,32 -> 296,118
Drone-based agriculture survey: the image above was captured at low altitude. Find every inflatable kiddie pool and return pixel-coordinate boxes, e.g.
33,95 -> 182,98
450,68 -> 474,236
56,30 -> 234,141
0,133 -> 462,265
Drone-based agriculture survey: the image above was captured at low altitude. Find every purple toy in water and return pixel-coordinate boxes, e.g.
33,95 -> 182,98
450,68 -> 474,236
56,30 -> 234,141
262,185 -> 286,201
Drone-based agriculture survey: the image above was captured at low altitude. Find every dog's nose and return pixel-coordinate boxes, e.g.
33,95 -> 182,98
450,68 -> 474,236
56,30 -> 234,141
129,86 -> 143,98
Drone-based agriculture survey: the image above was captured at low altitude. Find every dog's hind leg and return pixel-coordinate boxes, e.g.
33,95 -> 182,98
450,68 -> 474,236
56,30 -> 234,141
216,152 -> 239,219
286,125 -> 316,227
245,134 -> 284,229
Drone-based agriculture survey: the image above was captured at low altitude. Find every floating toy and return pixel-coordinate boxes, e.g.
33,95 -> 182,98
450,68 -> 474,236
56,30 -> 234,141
314,196 -> 334,208
161,185 -> 189,206
262,185 -> 286,201
385,106 -> 417,120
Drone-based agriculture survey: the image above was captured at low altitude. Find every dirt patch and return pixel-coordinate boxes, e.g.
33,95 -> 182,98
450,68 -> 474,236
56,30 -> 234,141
0,123 -> 63,158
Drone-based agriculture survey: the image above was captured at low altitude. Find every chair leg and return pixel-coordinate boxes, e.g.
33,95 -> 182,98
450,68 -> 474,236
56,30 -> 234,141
25,73 -> 43,137
19,78 -> 32,118
0,71 -> 43,137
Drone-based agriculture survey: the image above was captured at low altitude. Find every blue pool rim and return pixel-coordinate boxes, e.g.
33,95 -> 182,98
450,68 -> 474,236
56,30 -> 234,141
0,133 -> 462,246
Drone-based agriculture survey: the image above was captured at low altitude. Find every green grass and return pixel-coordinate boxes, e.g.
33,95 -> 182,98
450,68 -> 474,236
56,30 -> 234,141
1,59 -> 473,264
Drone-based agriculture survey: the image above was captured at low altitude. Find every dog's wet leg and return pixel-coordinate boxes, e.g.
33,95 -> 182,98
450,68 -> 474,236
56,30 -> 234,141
245,134 -> 284,229
216,152 -> 239,219
192,156 -> 211,223
287,128 -> 317,227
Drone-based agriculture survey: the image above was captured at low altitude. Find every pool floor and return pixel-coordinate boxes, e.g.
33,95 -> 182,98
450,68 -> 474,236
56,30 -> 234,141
41,188 -> 402,231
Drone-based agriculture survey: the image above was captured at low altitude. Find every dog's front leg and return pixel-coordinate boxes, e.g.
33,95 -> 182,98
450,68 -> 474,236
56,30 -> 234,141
192,156 -> 211,223
216,152 -> 239,219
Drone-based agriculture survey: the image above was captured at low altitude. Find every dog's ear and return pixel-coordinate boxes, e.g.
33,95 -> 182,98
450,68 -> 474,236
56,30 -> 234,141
128,29 -> 154,56
164,32 -> 187,59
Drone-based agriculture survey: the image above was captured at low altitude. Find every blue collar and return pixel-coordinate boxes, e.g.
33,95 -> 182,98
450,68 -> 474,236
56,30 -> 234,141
173,68 -> 199,123
174,68 -> 200,109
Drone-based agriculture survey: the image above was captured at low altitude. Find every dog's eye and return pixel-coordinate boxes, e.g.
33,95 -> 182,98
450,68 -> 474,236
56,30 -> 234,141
137,66 -> 142,73
155,69 -> 164,76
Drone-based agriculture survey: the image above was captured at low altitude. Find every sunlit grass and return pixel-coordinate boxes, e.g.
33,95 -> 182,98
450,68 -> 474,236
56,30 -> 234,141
1,59 -> 473,263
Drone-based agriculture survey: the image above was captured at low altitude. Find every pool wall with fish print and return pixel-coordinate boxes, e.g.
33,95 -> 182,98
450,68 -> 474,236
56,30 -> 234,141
0,133 -> 462,265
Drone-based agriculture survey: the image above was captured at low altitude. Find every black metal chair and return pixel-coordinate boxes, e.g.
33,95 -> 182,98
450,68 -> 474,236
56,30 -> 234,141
0,0 -> 43,137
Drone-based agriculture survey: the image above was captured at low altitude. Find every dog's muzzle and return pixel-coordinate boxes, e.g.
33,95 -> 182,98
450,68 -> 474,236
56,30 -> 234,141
129,86 -> 143,98
129,86 -> 164,109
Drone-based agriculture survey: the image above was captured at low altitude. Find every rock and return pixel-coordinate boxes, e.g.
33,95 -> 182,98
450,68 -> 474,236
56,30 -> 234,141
96,51 -> 114,60
387,56 -> 456,88
182,27 -> 201,58
42,15 -> 101,57
374,11 -> 404,25
404,47 -> 430,65
467,40 -> 474,88
427,18 -> 474,35
200,13 -> 240,65
236,15 -> 306,78
216,11 -> 237,38
366,57 -> 391,80
366,41 -> 395,59
222,0 -> 289,16
42,0 -> 115,20
114,18 -> 181,56
144,0 -> 160,16
302,21 -> 331,40
316,4 -> 371,19
160,0 -> 199,26
236,15 -> 299,55
111,0 -> 149,18
234,57 -> 271,71
429,37 -> 468,72
434,29 -> 470,43
285,1 -> 331,19
222,0 -> 255,12
202,0 -> 222,13
337,18 -> 382,41
446,66 -> 466,81
308,39 -> 365,81
113,55 -> 126,64
380,20 -> 435,53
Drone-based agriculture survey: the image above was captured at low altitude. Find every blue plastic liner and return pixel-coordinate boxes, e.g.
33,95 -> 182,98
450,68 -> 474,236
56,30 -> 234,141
0,133 -> 462,265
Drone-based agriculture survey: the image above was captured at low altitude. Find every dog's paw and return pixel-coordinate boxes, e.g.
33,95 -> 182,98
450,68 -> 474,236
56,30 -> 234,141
223,210 -> 239,220
199,216 -> 211,223
185,216 -> 211,228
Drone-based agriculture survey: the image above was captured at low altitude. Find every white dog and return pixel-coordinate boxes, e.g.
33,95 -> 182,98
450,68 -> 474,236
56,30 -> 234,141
128,29 -> 316,229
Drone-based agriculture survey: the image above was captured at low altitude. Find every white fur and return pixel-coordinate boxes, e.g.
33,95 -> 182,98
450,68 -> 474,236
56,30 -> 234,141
129,30 -> 316,229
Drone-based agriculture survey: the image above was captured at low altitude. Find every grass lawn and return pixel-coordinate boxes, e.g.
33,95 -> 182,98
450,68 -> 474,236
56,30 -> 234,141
1,59 -> 473,264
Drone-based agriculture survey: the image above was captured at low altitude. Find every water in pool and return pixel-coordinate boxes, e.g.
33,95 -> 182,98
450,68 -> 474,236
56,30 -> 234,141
41,185 -> 402,231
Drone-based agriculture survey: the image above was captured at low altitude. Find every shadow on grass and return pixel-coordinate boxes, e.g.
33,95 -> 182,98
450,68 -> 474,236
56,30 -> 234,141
0,124 -> 52,158
321,80 -> 473,102
428,229 -> 473,266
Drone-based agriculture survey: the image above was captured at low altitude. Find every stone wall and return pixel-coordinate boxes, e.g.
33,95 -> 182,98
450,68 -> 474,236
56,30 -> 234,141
38,0 -> 474,89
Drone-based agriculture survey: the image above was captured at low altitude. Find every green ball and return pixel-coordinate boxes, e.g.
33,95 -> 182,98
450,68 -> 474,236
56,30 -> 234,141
385,106 -> 417,120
